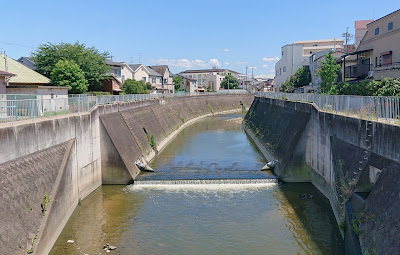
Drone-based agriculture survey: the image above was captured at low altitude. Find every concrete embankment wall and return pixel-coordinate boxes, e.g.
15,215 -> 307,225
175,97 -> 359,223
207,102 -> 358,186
0,94 -> 253,255
100,95 -> 254,184
244,97 -> 400,255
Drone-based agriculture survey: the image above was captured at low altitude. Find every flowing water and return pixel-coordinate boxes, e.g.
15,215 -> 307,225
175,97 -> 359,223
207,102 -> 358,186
50,113 -> 344,255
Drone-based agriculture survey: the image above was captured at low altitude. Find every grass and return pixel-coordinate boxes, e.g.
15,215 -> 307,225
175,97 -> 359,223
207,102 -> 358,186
42,194 -> 51,216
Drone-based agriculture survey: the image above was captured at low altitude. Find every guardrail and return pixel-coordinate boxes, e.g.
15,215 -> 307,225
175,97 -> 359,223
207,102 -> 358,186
255,92 -> 400,124
0,91 -> 249,125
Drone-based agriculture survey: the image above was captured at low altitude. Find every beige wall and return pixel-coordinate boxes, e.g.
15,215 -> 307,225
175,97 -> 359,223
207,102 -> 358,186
358,10 -> 400,80
133,66 -> 150,82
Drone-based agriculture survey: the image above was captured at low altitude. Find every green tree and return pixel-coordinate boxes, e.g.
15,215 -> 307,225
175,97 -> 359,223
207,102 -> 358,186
221,75 -> 238,89
317,50 -> 341,94
173,75 -> 183,90
32,41 -> 111,91
50,60 -> 89,93
122,79 -> 151,94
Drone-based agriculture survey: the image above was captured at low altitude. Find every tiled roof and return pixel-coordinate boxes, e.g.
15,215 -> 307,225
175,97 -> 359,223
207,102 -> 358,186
0,54 -> 51,84
146,66 -> 162,77
129,64 -> 141,71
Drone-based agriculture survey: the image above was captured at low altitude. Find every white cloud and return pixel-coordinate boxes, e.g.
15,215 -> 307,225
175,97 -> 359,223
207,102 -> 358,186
154,58 -> 221,69
224,62 -> 229,65
262,57 -> 280,62
262,64 -> 269,68
155,58 -> 207,69
209,58 -> 221,67
223,49 -> 230,52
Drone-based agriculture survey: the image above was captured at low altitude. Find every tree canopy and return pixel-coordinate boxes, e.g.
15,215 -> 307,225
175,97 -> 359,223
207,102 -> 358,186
221,75 -> 238,89
173,75 -> 183,90
50,60 -> 89,94
280,66 -> 311,92
32,41 -> 111,91
121,79 -> 152,94
317,50 -> 341,94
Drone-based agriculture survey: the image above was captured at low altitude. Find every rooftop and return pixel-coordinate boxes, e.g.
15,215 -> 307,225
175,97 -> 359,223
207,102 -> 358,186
180,68 -> 241,74
146,66 -> 162,77
0,70 -> 16,77
294,38 -> 344,44
367,9 -> 400,26
0,54 -> 51,84
355,20 -> 374,30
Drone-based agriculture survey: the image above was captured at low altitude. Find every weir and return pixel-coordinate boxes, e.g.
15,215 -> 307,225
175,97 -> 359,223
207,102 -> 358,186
133,178 -> 278,186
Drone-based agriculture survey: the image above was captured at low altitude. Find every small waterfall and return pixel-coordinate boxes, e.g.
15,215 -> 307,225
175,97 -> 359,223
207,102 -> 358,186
134,178 -> 277,186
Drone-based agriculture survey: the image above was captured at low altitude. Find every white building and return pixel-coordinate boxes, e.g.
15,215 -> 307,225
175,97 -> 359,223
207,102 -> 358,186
179,69 -> 242,91
275,39 -> 344,91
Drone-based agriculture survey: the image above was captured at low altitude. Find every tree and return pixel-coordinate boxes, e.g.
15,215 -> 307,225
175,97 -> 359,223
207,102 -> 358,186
173,76 -> 183,90
317,50 -> 341,94
221,75 -> 238,89
121,79 -> 151,94
50,60 -> 89,93
32,42 -> 111,91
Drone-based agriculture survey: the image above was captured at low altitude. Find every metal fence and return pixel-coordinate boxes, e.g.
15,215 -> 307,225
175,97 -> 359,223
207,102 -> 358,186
255,92 -> 400,124
0,90 -> 249,125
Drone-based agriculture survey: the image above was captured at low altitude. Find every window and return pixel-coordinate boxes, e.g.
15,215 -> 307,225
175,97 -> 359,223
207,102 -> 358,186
283,66 -> 286,72
152,77 -> 156,83
375,27 -> 379,35
388,22 -> 393,31
312,44 -> 318,47
282,51 -> 284,56
375,57 -> 378,68
142,77 -> 146,82
381,51 -> 392,66
164,78 -> 168,83
113,69 -> 121,77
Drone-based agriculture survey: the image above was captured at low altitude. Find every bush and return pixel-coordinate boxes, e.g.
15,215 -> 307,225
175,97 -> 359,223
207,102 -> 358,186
122,79 -> 151,94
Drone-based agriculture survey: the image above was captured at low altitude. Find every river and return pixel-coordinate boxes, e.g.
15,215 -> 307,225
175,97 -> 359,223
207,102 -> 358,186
50,113 -> 344,255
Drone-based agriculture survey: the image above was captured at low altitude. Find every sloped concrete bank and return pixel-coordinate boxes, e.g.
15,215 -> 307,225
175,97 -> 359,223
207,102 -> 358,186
0,94 -> 252,255
244,96 -> 400,255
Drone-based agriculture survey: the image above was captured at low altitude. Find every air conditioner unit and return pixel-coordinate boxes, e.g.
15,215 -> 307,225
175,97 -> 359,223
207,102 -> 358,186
368,71 -> 374,78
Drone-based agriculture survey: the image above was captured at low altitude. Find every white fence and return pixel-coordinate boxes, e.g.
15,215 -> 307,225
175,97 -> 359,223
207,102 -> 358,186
255,92 -> 400,123
0,91 -> 249,125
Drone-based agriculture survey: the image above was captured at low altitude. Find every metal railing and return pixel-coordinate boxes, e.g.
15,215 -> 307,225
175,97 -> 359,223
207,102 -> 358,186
255,92 -> 400,124
0,90 -> 249,125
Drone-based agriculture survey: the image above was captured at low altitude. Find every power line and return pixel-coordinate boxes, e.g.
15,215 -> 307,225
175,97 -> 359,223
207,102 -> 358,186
0,40 -> 35,50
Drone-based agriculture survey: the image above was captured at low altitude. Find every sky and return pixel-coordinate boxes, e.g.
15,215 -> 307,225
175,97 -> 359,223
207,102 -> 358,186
1,0 -> 399,78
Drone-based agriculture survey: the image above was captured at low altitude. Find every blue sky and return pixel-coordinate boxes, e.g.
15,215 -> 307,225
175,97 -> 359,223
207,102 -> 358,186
1,0 -> 399,77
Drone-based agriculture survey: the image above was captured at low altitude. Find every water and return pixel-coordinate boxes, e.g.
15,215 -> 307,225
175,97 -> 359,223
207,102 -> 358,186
50,113 -> 344,255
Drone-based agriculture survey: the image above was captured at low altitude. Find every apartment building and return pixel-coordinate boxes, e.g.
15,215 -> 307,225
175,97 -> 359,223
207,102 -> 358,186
354,9 -> 400,80
275,39 -> 344,91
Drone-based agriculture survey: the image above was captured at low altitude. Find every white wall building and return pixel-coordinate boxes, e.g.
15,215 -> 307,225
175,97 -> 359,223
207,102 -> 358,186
275,39 -> 344,91
180,69 -> 242,91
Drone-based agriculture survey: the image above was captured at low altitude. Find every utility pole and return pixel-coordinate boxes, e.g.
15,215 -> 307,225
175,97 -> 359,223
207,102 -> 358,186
4,51 -> 9,87
342,27 -> 353,54
245,66 -> 248,91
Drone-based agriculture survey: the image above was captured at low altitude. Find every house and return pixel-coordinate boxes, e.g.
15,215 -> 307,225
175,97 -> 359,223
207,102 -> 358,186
102,76 -> 122,95
345,9 -> 400,81
308,48 -> 345,92
0,53 -> 69,96
149,65 -> 175,93
17,57 -> 37,70
129,64 -> 150,82
146,67 -> 164,93
105,59 -> 134,84
176,74 -> 197,94
179,68 -> 243,91
275,39 -> 344,91
0,70 -> 15,94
